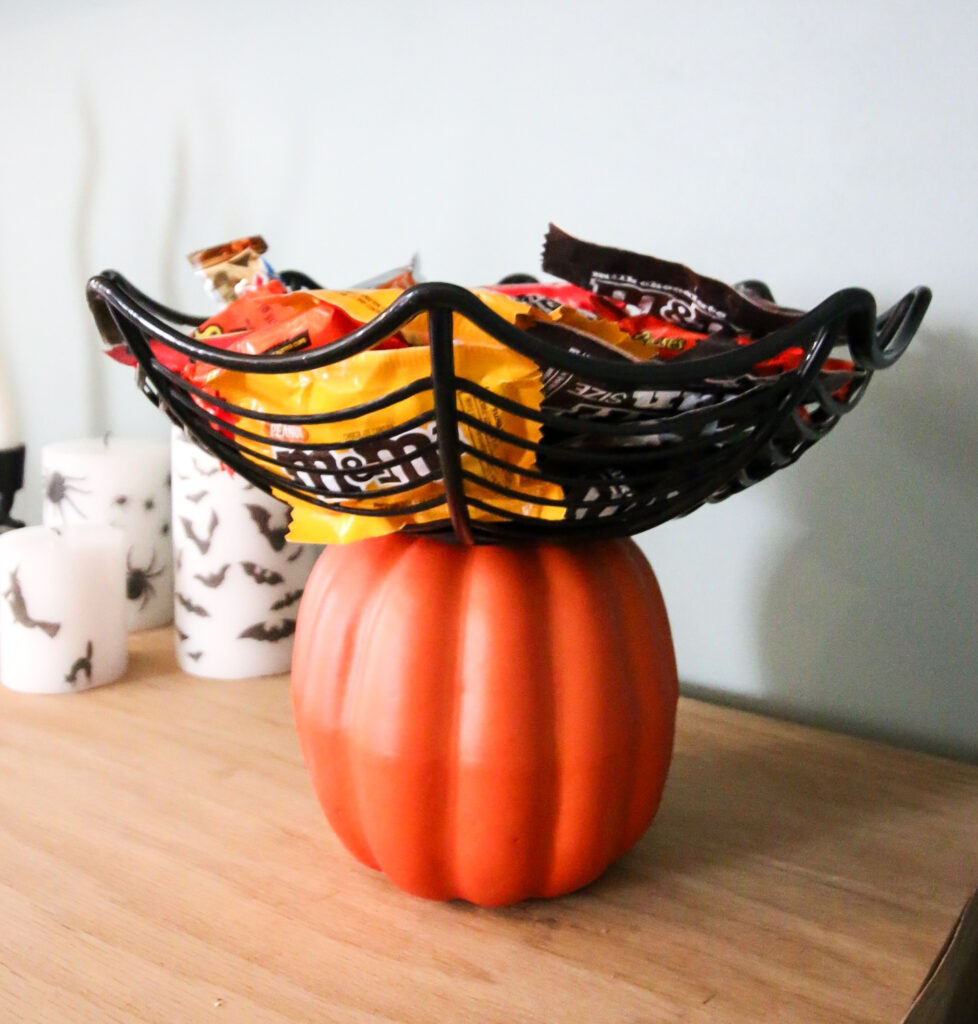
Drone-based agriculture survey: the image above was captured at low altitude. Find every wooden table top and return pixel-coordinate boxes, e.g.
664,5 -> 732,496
1,628 -> 976,1024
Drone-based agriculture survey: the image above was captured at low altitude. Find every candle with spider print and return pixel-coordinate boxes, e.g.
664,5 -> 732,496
0,525 -> 128,693
41,438 -> 172,630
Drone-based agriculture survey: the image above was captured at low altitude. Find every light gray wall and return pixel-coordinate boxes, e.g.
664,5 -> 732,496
1,0 -> 974,755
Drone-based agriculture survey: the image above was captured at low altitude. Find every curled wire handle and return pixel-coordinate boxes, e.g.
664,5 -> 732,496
862,286 -> 932,369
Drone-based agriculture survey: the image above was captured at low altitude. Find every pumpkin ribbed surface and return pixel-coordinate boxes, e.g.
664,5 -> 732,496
291,533 -> 678,906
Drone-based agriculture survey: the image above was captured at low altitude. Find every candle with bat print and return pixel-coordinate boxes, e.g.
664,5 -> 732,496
0,525 -> 128,693
171,428 -> 318,679
41,437 -> 172,631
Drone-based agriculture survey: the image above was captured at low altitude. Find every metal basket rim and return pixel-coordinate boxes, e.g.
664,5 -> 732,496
84,271 -> 932,545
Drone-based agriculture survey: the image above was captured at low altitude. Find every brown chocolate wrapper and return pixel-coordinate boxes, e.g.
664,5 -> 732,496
527,319 -> 780,422
542,224 -> 803,337
529,317 -> 751,521
187,235 -> 270,304
527,315 -> 856,522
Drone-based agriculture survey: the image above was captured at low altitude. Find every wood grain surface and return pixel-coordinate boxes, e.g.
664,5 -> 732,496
1,628 -> 976,1024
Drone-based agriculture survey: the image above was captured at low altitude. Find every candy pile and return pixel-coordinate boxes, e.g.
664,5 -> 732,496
106,230 -> 856,543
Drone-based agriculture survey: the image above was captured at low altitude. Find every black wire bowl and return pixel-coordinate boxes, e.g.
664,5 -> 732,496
85,270 -> 931,545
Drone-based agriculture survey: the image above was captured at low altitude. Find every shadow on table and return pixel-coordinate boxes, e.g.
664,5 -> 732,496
588,720 -> 972,891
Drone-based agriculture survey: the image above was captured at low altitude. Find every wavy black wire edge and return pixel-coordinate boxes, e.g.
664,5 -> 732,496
85,272 -> 931,545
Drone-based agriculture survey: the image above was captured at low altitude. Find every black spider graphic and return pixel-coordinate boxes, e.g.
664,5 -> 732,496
44,471 -> 90,519
127,550 -> 165,609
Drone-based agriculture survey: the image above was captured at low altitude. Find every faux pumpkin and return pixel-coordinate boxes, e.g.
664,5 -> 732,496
291,532 -> 678,906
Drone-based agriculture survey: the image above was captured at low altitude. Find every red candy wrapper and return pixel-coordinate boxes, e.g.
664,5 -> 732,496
488,280 -> 625,321
184,291 -> 408,389
104,242 -> 416,376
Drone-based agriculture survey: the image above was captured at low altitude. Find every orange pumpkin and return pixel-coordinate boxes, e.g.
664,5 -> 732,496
291,532 -> 678,906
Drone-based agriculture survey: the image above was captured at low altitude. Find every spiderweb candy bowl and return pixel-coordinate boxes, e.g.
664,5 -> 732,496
85,272 -> 931,544
85,269 -> 931,905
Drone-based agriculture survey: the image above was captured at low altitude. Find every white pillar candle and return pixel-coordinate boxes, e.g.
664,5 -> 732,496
0,348 -> 19,449
0,354 -> 18,446
0,525 -> 128,693
171,428 -> 318,679
0,349 -> 23,527
41,437 -> 172,631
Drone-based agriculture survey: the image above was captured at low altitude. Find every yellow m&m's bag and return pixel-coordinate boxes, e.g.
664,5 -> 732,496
189,290 -> 563,544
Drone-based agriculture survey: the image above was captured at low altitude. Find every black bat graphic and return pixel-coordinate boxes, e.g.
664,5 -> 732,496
245,504 -> 289,552
194,564 -> 230,588
65,641 -> 93,686
186,651 -> 203,661
238,618 -> 296,642
185,489 -> 208,504
241,561 -> 284,586
180,509 -> 219,554
176,628 -> 189,641
3,569 -> 61,637
175,592 -> 210,617
271,589 -> 303,611
191,458 -> 219,477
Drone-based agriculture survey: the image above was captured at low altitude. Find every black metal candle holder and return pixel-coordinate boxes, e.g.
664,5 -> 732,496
85,270 -> 930,545
0,444 -> 25,530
